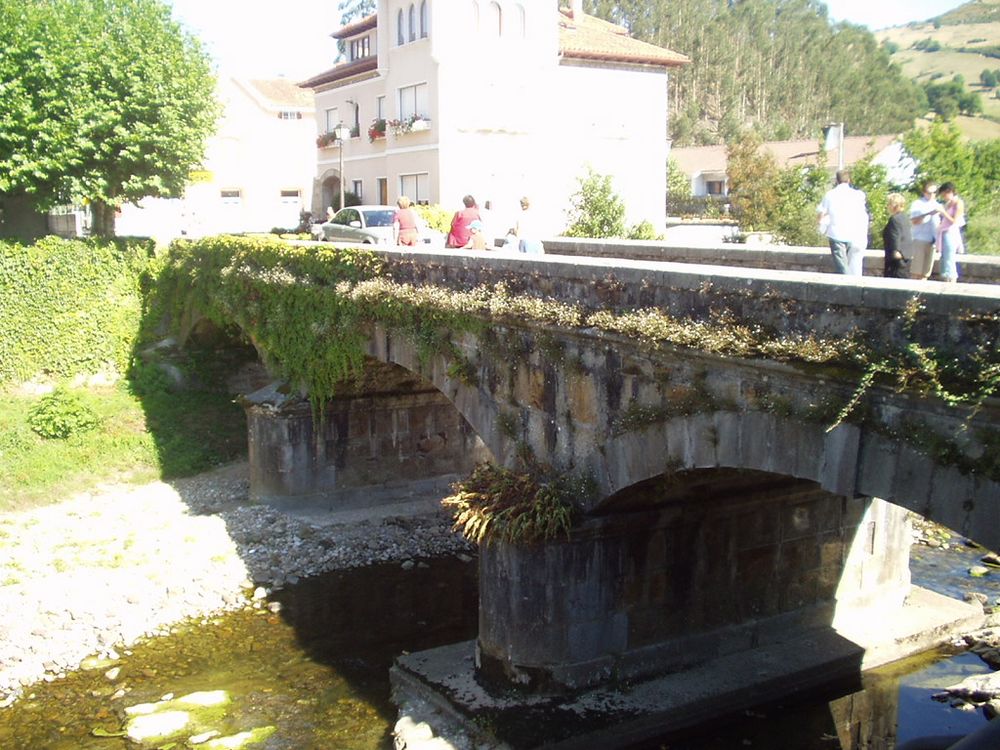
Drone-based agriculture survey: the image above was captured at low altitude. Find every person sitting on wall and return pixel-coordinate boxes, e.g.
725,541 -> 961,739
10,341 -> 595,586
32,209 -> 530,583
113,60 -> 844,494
446,195 -> 480,248
464,220 -> 487,250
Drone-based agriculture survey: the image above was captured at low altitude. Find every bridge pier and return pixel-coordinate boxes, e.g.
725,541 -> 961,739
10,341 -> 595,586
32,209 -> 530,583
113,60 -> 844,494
476,479 -> 913,693
242,360 -> 489,510
392,479 -> 984,748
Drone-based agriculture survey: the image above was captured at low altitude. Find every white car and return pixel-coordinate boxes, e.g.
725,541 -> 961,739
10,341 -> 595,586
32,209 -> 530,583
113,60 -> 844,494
320,205 -> 445,247
320,205 -> 396,245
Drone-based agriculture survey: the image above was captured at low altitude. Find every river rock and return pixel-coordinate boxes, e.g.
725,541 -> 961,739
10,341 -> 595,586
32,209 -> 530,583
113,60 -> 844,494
942,671 -> 1000,703
0,460 -> 472,705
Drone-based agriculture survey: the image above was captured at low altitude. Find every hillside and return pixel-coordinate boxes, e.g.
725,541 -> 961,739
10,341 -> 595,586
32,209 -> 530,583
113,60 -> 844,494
877,0 -> 1000,139
938,0 -> 1000,25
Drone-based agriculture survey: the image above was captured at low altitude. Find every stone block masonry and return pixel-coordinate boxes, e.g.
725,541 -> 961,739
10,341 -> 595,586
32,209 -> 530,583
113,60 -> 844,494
477,472 -> 912,693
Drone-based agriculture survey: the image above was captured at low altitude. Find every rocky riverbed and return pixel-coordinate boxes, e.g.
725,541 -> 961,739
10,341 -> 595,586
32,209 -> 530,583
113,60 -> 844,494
0,462 -> 472,707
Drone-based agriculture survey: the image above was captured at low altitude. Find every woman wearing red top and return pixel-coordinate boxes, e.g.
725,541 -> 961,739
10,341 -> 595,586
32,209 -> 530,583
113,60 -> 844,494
393,195 -> 420,246
446,195 -> 480,248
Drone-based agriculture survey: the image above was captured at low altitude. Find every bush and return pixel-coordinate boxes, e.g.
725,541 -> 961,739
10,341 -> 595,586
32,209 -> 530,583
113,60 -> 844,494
414,203 -> 453,234
627,220 -> 662,241
27,388 -> 99,439
563,167 -> 628,238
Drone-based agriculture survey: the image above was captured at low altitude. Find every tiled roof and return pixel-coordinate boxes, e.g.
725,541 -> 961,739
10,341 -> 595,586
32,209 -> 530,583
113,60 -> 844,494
671,135 -> 898,175
246,79 -> 314,108
558,9 -> 689,68
332,13 -> 377,40
298,57 -> 378,90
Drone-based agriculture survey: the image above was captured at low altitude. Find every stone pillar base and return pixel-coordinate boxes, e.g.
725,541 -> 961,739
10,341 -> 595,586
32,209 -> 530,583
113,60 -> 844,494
390,587 -> 984,750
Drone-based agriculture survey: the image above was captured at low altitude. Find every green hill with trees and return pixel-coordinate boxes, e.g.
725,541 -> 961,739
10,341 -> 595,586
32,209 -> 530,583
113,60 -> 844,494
584,0 -> 926,146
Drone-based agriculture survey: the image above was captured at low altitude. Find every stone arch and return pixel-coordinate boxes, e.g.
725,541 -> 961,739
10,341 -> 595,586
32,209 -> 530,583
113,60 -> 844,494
593,410 -> 999,552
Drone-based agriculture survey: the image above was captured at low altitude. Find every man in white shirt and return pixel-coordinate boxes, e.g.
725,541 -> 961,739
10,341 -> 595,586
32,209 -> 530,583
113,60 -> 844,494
909,181 -> 941,280
817,169 -> 869,276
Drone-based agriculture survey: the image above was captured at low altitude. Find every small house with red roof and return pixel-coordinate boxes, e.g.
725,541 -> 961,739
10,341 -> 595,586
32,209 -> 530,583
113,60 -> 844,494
300,0 -> 688,235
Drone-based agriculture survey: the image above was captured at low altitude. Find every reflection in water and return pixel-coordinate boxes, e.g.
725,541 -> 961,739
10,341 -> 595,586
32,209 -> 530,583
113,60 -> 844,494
0,545 -> 995,749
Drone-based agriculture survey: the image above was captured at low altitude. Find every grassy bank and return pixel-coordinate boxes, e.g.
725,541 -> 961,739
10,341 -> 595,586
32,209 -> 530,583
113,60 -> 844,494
0,383 -> 246,513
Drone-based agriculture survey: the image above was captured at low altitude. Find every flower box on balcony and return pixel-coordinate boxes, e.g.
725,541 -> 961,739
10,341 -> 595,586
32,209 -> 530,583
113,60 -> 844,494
387,115 -> 431,136
368,118 -> 387,142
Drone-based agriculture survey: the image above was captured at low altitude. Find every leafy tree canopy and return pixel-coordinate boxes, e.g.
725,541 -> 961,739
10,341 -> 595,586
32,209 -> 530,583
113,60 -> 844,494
0,0 -> 219,235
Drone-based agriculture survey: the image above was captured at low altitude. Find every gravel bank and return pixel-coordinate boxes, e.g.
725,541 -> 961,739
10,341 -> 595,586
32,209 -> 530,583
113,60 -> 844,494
0,462 -> 472,706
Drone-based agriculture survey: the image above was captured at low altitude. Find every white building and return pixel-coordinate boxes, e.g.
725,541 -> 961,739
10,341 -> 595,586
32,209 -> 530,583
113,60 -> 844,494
116,76 -> 316,240
300,0 -> 688,236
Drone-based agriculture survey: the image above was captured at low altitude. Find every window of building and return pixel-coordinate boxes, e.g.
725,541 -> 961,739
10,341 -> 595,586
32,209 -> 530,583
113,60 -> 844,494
397,9 -> 404,44
398,82 -> 428,120
515,4 -> 525,36
349,35 -> 370,60
220,189 -> 242,205
352,180 -> 363,200
377,177 -> 388,205
278,111 -> 302,120
408,4 -> 416,41
706,180 -> 725,195
420,0 -> 428,37
472,1 -> 479,31
376,95 -> 386,120
280,189 -> 301,199
325,107 -> 339,132
399,173 -> 429,205
487,1 -> 501,37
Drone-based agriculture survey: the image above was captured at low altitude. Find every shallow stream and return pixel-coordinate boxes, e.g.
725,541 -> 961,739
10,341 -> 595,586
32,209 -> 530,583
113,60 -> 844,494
0,542 -> 997,749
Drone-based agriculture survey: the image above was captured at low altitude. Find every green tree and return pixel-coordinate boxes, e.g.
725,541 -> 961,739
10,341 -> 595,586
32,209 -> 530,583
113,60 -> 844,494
851,159 -> 892,250
904,121 -> 1000,255
667,157 -> 692,200
726,130 -> 780,232
980,69 -> 998,88
0,0 -> 218,236
562,168 -> 627,238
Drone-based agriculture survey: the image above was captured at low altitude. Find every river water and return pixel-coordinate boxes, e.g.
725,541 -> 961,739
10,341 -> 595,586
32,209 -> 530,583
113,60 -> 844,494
0,539 -> 997,749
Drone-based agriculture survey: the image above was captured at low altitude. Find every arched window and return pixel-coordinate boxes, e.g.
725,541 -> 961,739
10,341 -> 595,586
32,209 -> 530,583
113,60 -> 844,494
471,1 -> 480,32
516,4 -> 525,37
487,1 -> 501,37
397,9 -> 404,44
420,0 -> 428,38
408,4 -> 416,42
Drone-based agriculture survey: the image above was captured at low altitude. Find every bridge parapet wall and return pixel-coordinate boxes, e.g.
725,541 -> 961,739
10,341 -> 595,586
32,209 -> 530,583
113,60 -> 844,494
540,238 -> 1000,286
384,249 -> 999,356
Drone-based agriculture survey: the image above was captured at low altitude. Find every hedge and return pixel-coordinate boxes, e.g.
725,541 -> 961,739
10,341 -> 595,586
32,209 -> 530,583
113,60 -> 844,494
0,237 -> 157,385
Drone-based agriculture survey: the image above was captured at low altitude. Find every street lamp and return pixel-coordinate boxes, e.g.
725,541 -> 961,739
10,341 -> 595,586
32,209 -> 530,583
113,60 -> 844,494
334,123 -> 352,211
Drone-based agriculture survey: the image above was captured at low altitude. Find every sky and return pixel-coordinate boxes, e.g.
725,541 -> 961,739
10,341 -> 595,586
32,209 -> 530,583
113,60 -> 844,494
165,0 -> 971,81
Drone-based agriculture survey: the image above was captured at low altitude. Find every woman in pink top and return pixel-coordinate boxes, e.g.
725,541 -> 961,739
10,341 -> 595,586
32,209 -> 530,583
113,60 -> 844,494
446,195 -> 480,248
393,196 -> 420,246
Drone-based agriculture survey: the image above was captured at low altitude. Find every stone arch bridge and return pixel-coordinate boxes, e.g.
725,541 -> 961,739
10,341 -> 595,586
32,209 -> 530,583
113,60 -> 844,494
180,246 -> 999,739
